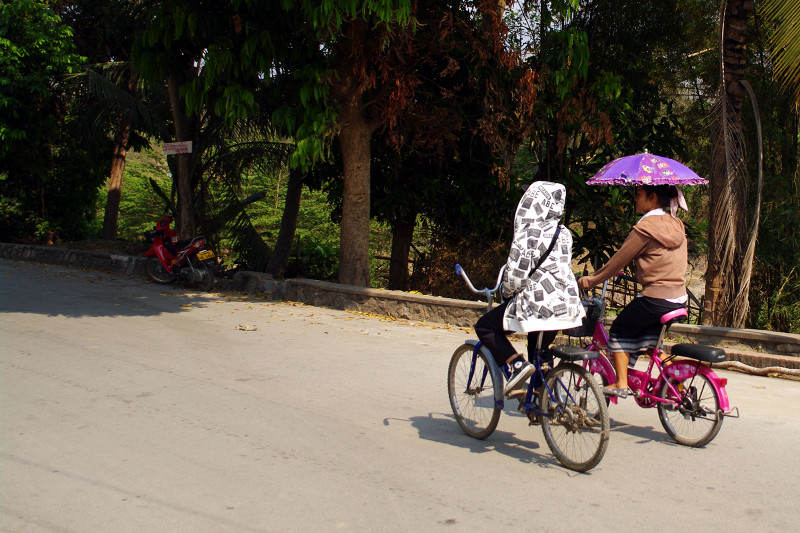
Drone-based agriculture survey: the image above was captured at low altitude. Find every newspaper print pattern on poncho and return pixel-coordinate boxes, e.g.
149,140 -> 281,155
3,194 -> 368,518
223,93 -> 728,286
502,182 -> 585,333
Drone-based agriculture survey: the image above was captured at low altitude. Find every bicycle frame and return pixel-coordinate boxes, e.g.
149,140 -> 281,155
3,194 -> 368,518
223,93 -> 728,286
464,339 -> 557,419
582,280 -> 733,415
457,263 -> 595,419
464,340 -> 504,410
451,263 -> 610,470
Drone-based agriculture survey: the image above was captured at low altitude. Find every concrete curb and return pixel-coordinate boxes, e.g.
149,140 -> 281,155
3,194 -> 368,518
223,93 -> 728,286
2,241 -> 799,370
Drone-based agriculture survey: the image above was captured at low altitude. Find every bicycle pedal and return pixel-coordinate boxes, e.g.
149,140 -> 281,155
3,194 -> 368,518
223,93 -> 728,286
507,389 -> 526,400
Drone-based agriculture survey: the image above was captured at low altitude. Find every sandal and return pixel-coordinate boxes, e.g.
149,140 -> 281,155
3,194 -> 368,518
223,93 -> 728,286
602,387 -> 630,399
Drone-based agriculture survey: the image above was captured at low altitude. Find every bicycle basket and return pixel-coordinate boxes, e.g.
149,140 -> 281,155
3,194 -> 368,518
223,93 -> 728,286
563,297 -> 605,337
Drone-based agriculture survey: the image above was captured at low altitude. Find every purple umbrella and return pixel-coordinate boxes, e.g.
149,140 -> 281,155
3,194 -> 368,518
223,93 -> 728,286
587,153 -> 708,186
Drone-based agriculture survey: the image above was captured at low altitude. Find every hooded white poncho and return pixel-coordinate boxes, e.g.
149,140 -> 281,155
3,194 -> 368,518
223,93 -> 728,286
502,181 -> 586,333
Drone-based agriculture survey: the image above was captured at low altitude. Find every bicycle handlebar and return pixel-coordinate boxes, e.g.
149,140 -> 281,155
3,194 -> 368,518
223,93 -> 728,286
455,264 -> 506,310
615,273 -> 638,284
581,271 -> 638,300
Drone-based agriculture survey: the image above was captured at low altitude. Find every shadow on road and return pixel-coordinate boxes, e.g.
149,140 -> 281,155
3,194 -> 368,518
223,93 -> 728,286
0,260 -> 219,319
608,418 -> 673,444
385,412 -> 598,474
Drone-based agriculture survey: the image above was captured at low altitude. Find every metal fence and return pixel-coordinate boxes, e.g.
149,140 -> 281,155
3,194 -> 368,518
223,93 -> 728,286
594,277 -> 703,325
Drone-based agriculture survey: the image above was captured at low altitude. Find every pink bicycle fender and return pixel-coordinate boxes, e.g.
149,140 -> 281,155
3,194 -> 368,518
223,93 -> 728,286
586,350 -> 618,405
665,361 -> 731,412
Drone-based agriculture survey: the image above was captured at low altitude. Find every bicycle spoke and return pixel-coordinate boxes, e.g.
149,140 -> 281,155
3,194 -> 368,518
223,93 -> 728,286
658,372 -> 723,447
448,344 -> 501,440
540,364 -> 609,472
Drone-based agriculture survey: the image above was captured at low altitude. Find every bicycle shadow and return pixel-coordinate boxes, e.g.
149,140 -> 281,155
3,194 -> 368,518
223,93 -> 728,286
385,412 -> 577,472
608,419 -> 673,444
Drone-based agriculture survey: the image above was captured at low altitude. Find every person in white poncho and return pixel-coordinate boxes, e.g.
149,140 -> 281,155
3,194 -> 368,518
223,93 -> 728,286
475,181 -> 585,395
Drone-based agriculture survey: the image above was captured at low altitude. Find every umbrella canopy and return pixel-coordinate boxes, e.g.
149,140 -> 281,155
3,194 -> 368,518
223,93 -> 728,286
587,153 -> 708,186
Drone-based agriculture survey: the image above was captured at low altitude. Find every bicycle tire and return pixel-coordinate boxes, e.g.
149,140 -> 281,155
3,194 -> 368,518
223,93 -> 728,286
447,343 -> 501,440
657,372 -> 723,447
540,363 -> 609,472
145,256 -> 175,284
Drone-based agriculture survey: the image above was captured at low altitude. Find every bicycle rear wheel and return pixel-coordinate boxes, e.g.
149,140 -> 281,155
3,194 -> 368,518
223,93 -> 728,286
657,373 -> 723,447
447,343 -> 501,440
540,363 -> 609,472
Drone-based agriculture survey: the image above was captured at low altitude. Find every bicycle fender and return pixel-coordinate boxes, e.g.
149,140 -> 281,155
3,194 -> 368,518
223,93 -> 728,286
464,339 -> 505,410
586,346 -> 618,404
665,361 -> 731,412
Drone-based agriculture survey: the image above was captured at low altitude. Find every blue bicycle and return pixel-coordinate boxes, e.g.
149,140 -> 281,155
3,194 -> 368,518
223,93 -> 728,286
447,265 -> 610,472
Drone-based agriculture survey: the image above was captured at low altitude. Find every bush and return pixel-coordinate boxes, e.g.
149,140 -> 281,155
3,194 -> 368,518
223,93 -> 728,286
284,240 -> 338,280
415,235 -> 508,300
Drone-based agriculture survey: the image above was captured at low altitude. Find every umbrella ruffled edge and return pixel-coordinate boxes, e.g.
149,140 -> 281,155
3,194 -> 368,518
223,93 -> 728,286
585,177 -> 709,185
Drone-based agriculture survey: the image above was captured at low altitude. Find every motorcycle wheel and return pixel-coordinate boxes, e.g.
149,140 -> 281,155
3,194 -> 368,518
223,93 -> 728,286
190,256 -> 215,292
145,256 -> 175,284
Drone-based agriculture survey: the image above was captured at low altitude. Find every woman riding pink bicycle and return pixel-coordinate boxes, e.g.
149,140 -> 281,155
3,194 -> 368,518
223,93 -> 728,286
578,183 -> 688,398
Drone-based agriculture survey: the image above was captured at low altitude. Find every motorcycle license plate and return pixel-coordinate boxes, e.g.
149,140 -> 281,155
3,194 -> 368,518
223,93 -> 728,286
196,250 -> 215,261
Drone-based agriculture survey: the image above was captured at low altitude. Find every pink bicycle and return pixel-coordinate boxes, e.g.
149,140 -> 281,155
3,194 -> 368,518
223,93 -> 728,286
575,276 -> 739,447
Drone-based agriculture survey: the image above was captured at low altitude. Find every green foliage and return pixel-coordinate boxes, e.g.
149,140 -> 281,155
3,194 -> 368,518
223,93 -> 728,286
761,0 -> 800,106
570,185 -> 637,270
2,0 -> 797,334
279,0 -> 412,35
0,0 -> 113,241
749,173 -> 800,333
526,0 -> 712,267
285,240 -> 339,280
0,0 -> 84,151
93,145 -> 172,240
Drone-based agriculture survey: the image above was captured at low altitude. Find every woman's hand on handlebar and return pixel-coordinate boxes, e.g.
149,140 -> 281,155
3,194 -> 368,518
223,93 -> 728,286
577,276 -> 595,291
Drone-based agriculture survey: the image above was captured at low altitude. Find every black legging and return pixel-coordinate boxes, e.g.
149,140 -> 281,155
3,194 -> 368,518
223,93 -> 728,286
475,300 -> 557,368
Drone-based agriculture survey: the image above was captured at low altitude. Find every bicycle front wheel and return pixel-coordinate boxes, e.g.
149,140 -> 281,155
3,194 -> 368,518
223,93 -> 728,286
447,343 -> 501,440
657,372 -> 723,447
540,363 -> 609,472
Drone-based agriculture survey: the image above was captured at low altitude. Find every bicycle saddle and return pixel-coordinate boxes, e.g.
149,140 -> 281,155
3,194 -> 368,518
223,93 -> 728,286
660,307 -> 688,325
550,344 -> 599,361
670,343 -> 727,363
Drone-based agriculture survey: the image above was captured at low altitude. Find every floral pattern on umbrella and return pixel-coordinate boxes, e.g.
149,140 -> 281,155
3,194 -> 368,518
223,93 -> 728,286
587,153 -> 708,186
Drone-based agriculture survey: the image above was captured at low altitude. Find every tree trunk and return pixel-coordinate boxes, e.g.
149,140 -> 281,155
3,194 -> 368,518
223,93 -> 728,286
266,167 -> 304,278
166,73 -> 195,240
387,208 -> 417,291
100,113 -> 131,240
337,104 -> 373,287
101,69 -> 138,241
702,0 -> 754,326
333,19 -> 376,288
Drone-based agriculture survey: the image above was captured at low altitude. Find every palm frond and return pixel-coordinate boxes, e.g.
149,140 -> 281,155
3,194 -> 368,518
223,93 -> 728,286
731,81 -> 764,327
708,88 -> 747,282
69,62 -> 167,141
195,112 -> 296,272
213,186 -> 273,272
761,0 -> 800,105
149,177 -> 174,213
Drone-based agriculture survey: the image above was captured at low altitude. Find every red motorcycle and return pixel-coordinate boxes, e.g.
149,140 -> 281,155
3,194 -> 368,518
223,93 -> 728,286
144,215 -> 216,291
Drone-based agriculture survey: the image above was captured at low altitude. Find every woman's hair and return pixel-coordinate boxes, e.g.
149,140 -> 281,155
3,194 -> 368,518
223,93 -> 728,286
642,184 -> 679,208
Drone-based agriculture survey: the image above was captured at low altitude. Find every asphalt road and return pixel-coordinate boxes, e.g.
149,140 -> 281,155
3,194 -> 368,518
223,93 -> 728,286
2,259 -> 800,532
